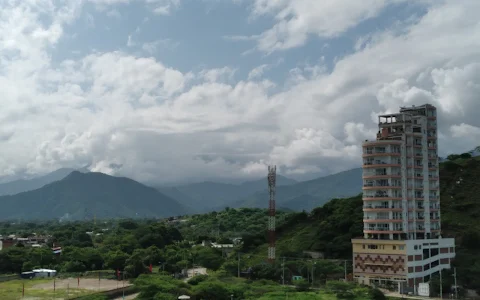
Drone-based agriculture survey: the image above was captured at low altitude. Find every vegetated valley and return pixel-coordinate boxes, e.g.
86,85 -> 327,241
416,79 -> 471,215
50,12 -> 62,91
0,152 -> 478,299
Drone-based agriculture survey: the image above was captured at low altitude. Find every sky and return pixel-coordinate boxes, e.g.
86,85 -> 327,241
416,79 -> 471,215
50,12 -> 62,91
0,0 -> 479,185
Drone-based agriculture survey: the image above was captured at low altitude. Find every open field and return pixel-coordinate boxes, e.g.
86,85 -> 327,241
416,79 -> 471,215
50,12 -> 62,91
0,278 -> 130,300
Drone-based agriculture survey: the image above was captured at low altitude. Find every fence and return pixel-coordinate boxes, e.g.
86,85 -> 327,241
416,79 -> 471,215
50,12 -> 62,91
70,286 -> 138,299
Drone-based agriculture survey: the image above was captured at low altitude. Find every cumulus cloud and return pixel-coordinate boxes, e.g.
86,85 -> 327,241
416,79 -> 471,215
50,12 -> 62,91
89,0 -> 180,15
0,0 -> 479,184
248,64 -> 269,80
243,0 -> 415,53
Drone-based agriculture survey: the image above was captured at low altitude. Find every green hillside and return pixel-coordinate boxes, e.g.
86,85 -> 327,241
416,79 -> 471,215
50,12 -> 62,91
243,155 -> 480,290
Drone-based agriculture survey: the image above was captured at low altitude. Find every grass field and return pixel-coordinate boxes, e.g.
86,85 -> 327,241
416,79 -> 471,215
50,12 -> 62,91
0,278 -> 128,300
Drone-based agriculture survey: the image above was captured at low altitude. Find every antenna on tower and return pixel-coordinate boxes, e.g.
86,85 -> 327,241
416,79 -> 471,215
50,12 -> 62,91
267,165 -> 276,263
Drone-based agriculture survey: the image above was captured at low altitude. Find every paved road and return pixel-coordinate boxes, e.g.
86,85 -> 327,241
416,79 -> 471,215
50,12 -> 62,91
384,291 -> 443,300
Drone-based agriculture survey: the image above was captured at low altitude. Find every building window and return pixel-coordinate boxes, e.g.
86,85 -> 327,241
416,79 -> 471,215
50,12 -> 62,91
368,245 -> 378,250
393,246 -> 396,250
399,245 -> 405,250
362,245 -> 365,249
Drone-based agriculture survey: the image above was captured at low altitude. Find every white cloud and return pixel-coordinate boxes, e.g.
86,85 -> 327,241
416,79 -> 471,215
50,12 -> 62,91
146,0 -> 181,15
248,64 -> 269,80
0,0 -> 479,184
199,67 -> 237,83
106,9 -> 122,18
127,35 -> 135,47
141,39 -> 179,54
244,0 -> 413,53
88,0 -> 180,15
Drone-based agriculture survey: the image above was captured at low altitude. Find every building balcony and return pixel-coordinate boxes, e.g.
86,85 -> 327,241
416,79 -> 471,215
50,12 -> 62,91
363,218 -> 403,223
408,206 -> 425,210
363,164 -> 401,169
363,207 -> 403,212
363,174 -> 402,180
363,185 -> 402,190
363,196 -> 403,201
362,140 -> 403,147
364,229 -> 403,234
362,152 -> 401,157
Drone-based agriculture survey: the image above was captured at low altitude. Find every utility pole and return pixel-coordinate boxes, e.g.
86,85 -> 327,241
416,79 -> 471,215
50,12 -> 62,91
439,269 -> 443,299
453,267 -> 458,299
282,257 -> 285,285
237,253 -> 240,278
312,261 -> 315,286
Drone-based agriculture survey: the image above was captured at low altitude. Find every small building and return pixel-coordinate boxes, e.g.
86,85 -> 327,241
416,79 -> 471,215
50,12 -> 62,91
32,269 -> 57,278
292,276 -> 303,281
303,251 -> 324,259
20,271 -> 36,279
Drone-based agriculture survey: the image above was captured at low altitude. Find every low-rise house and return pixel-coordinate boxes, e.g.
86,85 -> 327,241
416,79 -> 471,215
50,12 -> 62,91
32,269 -> 57,278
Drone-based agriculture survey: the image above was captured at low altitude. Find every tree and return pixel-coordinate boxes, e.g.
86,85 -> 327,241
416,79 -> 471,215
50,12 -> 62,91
294,279 -> 310,292
370,288 -> 386,300
125,249 -> 148,278
447,154 -> 461,161
134,275 -> 190,300
326,281 -> 356,299
62,261 -> 87,272
103,250 -> 129,271
194,281 -> 230,300
251,263 -> 278,281
193,247 -> 224,271
187,274 -> 208,286
312,260 -> 344,281
153,293 -> 176,300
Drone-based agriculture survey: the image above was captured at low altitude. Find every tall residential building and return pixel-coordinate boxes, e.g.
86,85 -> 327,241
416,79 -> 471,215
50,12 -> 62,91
352,104 -> 455,292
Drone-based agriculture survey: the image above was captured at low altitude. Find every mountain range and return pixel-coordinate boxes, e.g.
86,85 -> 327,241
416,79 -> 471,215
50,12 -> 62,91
0,171 -> 186,221
0,168 -> 87,196
0,166 -> 363,220
158,175 -> 298,213
229,168 -> 362,211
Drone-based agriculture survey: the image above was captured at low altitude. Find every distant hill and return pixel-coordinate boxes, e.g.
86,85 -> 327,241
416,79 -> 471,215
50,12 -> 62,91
231,168 -> 363,211
162,175 -> 297,213
0,171 -> 187,221
156,187 -> 200,214
0,168 -> 88,196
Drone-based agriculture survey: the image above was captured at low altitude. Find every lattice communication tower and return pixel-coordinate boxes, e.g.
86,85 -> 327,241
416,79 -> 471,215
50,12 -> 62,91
267,165 -> 276,262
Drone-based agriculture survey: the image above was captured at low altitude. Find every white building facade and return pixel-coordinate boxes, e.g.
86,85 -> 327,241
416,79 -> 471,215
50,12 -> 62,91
353,104 -> 455,292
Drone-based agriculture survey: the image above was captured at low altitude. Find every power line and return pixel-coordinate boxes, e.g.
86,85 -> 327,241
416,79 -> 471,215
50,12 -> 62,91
238,252 -> 352,263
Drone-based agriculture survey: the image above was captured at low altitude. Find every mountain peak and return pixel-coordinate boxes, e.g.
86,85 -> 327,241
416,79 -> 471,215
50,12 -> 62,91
0,171 -> 186,220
